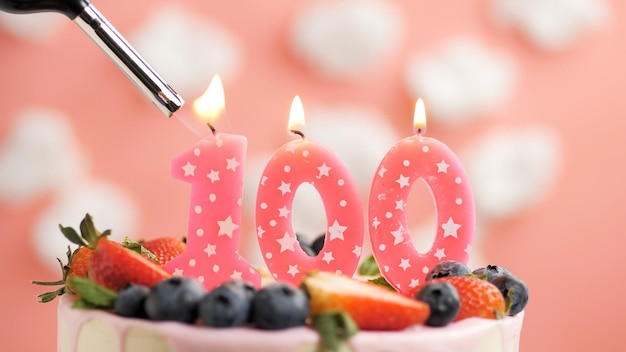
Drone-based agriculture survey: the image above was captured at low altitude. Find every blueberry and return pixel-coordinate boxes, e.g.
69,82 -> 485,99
144,277 -> 205,323
416,282 -> 460,327
296,233 -> 317,257
491,274 -> 529,316
251,282 -> 310,330
426,260 -> 471,281
199,280 -> 255,328
310,232 -> 326,255
114,283 -> 150,318
472,265 -> 510,282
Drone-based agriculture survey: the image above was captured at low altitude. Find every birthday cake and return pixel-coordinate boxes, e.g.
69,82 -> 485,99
36,213 -> 528,352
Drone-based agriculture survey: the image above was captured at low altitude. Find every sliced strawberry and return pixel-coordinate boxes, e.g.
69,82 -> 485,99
142,237 -> 186,265
433,276 -> 505,321
301,271 -> 430,330
89,237 -> 172,292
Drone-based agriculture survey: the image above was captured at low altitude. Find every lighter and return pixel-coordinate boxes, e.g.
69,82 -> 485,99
0,0 -> 184,117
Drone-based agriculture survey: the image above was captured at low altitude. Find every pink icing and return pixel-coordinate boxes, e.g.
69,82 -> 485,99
368,136 -> 475,294
256,138 -> 363,284
165,134 -> 261,290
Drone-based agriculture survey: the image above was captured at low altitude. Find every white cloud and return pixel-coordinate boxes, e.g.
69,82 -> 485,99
465,125 -> 562,219
132,5 -> 243,98
0,109 -> 89,203
291,0 -> 405,78
32,179 -> 139,268
405,37 -> 517,124
491,0 -> 611,51
0,12 -> 65,41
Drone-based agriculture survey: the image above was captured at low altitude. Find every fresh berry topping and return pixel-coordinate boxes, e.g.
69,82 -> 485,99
199,280 -> 255,328
416,281 -> 460,327
89,237 -> 172,292
425,260 -> 471,281
114,284 -> 150,318
32,213 -> 109,302
302,271 -> 429,330
144,277 -> 205,323
310,232 -> 326,255
491,274 -> 528,316
251,282 -> 310,330
141,237 -> 186,265
472,264 -> 510,281
433,276 -> 505,321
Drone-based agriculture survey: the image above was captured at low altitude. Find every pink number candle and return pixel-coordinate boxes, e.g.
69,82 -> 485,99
368,99 -> 475,294
256,96 -> 363,285
164,75 -> 260,290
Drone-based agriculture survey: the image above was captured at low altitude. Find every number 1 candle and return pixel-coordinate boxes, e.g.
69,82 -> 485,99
164,75 -> 260,290
255,96 -> 364,285
368,99 -> 475,294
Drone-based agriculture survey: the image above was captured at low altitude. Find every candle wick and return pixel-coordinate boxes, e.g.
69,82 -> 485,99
290,129 -> 305,139
207,122 -> 217,136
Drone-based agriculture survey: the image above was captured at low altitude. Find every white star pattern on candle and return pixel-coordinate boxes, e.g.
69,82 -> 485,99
409,279 -> 420,288
399,258 -> 411,271
207,169 -> 220,183
436,160 -> 450,173
182,162 -> 196,176
204,243 -> 217,257
441,217 -> 461,238
352,245 -> 362,257
257,225 -> 265,238
173,268 -> 184,276
285,143 -> 297,153
395,199 -> 406,210
465,243 -> 472,254
328,220 -> 347,241
225,157 -> 240,172
287,264 -> 300,277
230,270 -> 242,280
278,205 -> 290,218
276,232 -> 297,252
277,181 -> 291,195
260,175 -> 268,186
434,248 -> 446,260
316,162 -> 331,178
322,251 -> 335,264
395,174 -> 410,188
378,166 -> 387,178
217,215 -> 238,238
390,225 -> 405,245
372,216 -> 381,229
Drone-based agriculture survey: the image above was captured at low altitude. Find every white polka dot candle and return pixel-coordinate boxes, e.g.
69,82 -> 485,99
164,75 -> 261,290
255,96 -> 364,285
368,99 -> 475,295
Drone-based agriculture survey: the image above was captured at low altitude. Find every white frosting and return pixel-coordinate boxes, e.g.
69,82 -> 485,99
58,295 -> 524,352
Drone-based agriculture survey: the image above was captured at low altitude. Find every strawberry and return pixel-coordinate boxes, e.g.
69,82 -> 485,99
432,276 -> 505,321
89,237 -> 172,292
141,237 -> 186,265
301,271 -> 430,330
32,214 -> 108,302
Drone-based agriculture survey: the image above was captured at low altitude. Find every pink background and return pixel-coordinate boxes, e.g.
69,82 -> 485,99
1,1 -> 625,351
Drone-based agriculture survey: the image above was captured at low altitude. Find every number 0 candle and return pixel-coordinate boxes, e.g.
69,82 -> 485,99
368,99 -> 475,294
255,96 -> 364,285
164,75 -> 260,290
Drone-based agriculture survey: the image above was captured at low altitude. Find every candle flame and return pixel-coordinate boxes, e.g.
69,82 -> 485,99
193,74 -> 225,128
288,95 -> 306,137
413,98 -> 427,135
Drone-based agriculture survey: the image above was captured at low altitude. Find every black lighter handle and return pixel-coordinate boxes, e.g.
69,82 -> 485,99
0,0 -> 89,19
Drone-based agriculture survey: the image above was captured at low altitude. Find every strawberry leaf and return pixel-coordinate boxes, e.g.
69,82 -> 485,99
122,237 -> 158,264
35,287 -> 67,303
59,224 -> 86,247
67,276 -> 117,309
358,255 -> 380,276
367,276 -> 394,290
79,214 -> 100,246
312,311 -> 358,352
